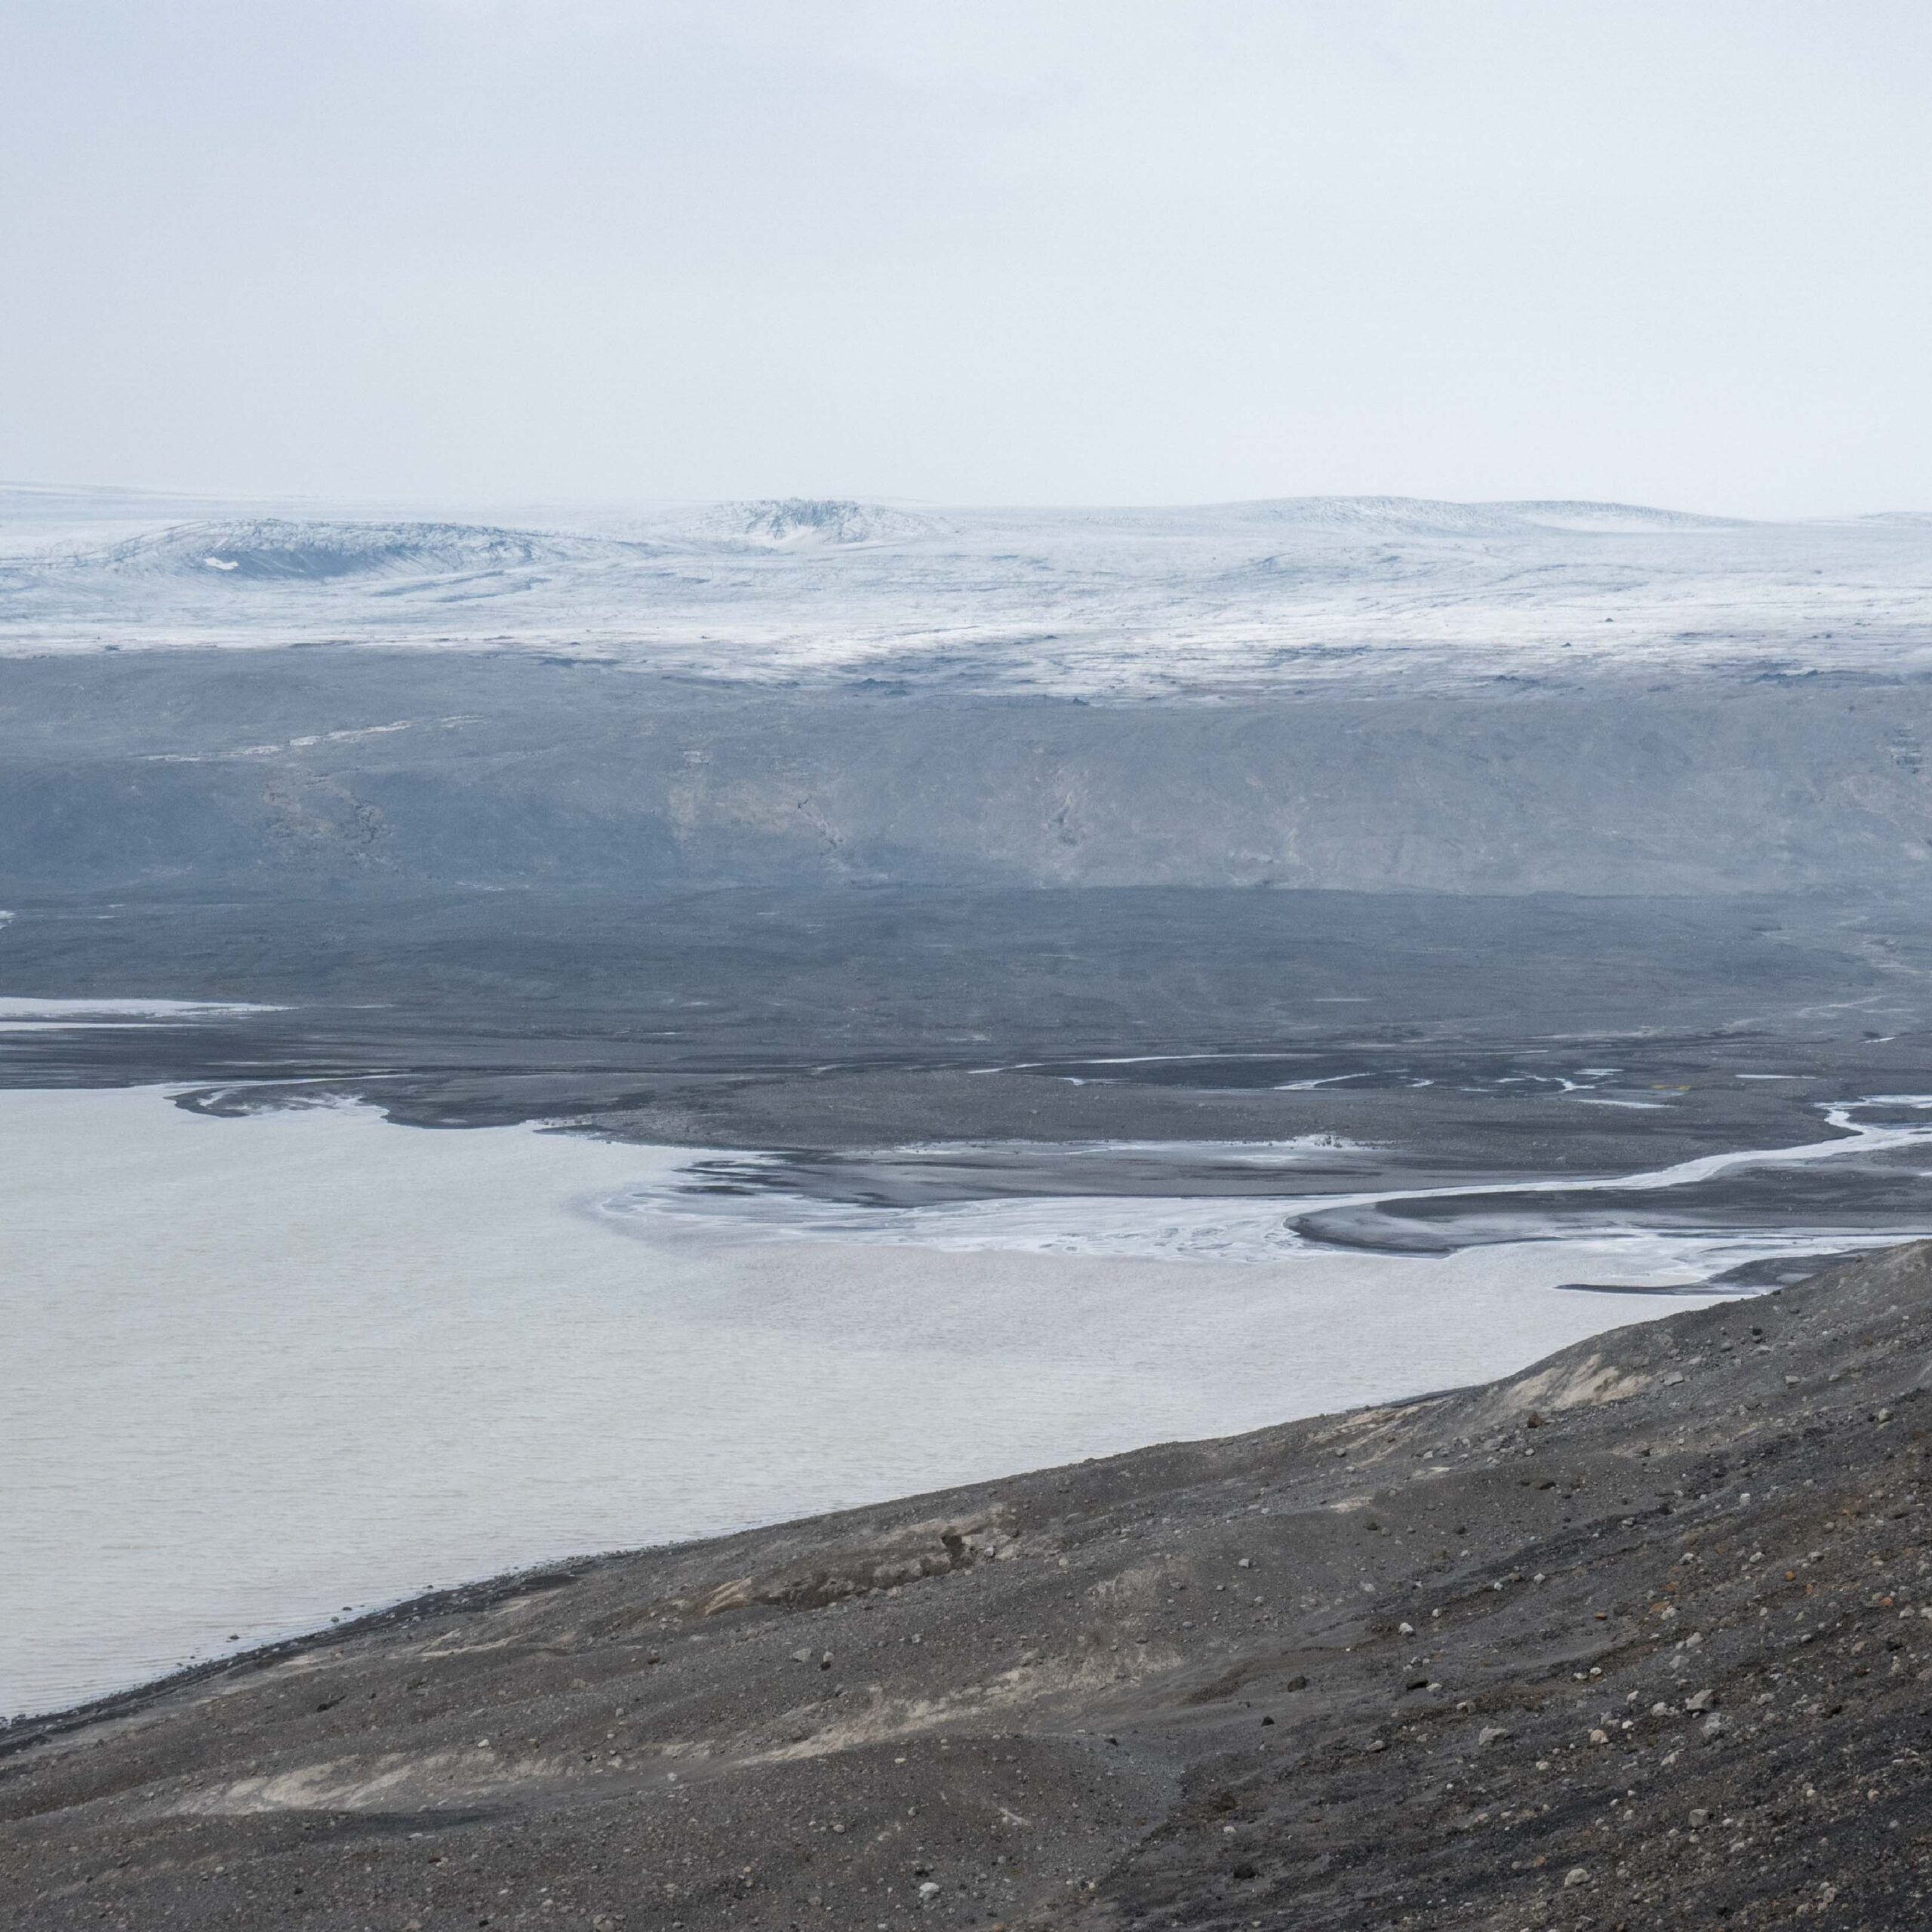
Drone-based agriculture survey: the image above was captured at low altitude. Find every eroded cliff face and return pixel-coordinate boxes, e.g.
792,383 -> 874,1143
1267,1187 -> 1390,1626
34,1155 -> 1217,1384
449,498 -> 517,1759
5,648 -> 1932,900
9,1241 -> 1932,1930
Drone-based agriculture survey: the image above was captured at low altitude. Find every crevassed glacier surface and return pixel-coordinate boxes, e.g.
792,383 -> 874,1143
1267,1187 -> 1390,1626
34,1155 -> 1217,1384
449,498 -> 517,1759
4,485 -> 1927,697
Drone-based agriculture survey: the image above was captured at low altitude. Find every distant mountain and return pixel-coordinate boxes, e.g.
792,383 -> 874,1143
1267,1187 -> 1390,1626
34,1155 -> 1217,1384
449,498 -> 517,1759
1209,495 -> 1739,537
1484,498 -> 1743,533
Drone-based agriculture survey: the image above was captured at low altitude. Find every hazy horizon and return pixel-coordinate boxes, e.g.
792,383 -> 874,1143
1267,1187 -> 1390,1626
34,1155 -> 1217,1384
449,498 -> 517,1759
5,2 -> 1930,518
5,477 -> 1928,525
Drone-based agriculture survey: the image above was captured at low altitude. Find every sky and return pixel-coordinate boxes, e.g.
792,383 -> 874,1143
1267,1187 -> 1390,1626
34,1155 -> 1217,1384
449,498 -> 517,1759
2,1 -> 1929,515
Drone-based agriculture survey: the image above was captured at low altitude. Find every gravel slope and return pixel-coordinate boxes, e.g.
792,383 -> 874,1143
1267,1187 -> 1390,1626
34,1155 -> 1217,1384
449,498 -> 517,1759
8,1243 -> 1932,1930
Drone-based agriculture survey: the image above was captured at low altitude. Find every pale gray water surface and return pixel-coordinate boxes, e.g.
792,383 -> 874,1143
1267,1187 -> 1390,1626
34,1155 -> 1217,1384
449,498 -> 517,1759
2,1085 -> 1752,1720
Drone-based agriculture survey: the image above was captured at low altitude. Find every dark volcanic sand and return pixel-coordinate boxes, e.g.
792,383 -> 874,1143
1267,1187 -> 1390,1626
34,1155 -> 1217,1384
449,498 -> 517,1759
11,888 -> 1932,1263
11,1241 -> 1932,1930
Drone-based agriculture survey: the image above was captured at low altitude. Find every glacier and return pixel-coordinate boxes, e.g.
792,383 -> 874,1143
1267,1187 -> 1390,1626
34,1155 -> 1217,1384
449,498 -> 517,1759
2,485 -> 1928,699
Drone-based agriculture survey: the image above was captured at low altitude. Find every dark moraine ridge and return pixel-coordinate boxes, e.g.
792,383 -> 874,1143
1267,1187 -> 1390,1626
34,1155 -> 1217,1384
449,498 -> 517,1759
11,1244 -> 1932,1929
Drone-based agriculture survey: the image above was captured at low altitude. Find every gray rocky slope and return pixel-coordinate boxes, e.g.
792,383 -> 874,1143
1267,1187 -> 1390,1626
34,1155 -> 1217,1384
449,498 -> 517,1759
11,1240 -> 1932,1930
8,649 -> 1932,901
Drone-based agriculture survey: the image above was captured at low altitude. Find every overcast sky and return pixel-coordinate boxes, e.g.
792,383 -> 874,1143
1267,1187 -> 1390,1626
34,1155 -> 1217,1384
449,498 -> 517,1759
3,2 -> 1928,514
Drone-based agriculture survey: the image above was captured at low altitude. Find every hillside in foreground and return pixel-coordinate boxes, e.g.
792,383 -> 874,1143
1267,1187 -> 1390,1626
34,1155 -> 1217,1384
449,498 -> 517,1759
8,1241 -> 1932,1929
